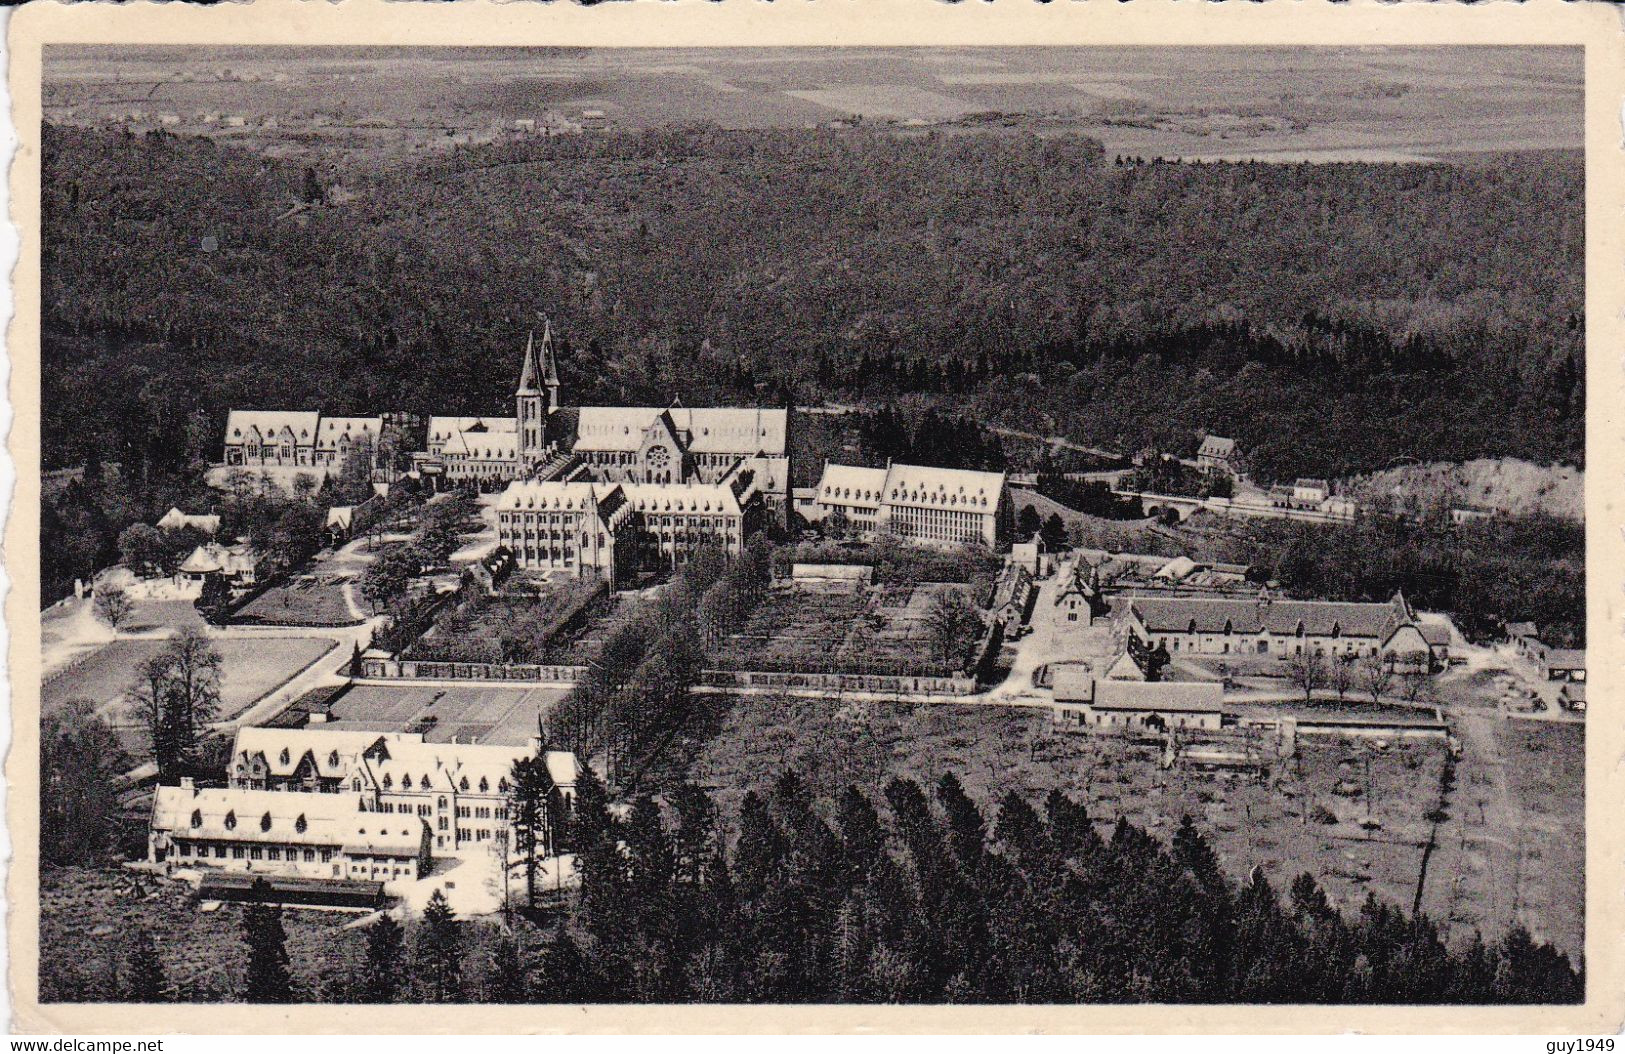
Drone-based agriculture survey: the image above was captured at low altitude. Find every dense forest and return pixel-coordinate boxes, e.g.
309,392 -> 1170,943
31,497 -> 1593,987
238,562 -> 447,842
57,766 -> 1583,1004
43,125 -> 1582,484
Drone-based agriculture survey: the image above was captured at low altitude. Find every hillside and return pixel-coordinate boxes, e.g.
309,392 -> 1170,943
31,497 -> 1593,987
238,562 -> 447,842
42,124 -> 1583,487
1348,459 -> 1584,522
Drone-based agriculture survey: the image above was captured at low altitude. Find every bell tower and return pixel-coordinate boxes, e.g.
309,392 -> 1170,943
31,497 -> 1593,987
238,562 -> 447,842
516,320 -> 558,469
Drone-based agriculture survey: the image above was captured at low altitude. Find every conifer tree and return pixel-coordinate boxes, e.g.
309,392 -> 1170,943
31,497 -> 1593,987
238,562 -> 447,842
414,889 -> 463,1003
359,913 -> 406,1003
242,881 -> 294,1003
482,930 -> 526,1003
123,927 -> 166,1002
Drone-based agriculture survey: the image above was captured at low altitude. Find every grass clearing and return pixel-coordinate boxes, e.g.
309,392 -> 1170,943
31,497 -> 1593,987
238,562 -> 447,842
234,578 -> 359,626
675,694 -> 1569,952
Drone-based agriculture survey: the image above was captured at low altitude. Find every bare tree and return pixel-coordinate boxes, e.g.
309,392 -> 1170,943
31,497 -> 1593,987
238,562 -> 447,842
1284,650 -> 1327,704
1399,668 -> 1435,704
1329,654 -> 1356,701
1358,653 -> 1396,704
94,586 -> 134,631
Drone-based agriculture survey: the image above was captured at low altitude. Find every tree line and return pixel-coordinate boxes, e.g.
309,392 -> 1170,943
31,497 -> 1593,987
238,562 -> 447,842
41,124 -> 1580,506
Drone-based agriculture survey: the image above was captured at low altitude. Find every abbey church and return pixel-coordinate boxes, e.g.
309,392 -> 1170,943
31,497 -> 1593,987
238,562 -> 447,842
220,322 -> 793,525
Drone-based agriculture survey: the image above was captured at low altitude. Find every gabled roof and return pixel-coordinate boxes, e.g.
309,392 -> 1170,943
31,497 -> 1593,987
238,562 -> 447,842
880,463 -> 1006,513
816,463 -> 888,507
1198,436 -> 1235,458
1094,680 -> 1224,713
233,727 -> 406,779
157,508 -> 220,534
150,784 -> 423,853
573,406 -> 788,455
225,410 -> 321,445
621,479 -> 750,517
315,416 -> 383,452
1546,649 -> 1586,670
496,480 -> 635,527
1127,593 -> 1414,640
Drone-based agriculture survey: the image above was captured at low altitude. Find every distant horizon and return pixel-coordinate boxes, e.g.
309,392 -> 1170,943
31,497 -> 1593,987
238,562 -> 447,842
43,44 -> 1581,163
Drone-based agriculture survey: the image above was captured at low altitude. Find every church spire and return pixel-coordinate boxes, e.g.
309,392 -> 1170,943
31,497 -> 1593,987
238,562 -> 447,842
517,329 -> 543,395
540,317 -> 560,391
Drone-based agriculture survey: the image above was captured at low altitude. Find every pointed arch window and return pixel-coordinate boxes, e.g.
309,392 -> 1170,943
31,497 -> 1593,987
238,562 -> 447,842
479,777 -> 489,793
260,812 -> 273,832
224,810 -> 237,830
295,814 -> 308,834
460,777 -> 470,791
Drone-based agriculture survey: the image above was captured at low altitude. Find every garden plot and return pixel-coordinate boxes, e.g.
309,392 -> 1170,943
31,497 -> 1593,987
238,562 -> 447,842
710,583 -> 967,678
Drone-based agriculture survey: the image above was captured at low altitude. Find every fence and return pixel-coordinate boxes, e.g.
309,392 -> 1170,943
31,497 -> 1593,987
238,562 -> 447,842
360,653 -> 589,683
698,668 -> 976,697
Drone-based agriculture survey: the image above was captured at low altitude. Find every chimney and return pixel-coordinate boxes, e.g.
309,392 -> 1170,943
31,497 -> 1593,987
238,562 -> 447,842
180,776 -> 196,794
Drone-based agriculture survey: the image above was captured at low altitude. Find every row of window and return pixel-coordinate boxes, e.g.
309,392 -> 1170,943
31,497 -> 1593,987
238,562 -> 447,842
173,840 -> 334,863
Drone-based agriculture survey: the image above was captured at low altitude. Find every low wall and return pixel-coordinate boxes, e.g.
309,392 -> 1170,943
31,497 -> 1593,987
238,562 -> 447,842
699,668 -> 976,697
361,655 -> 588,684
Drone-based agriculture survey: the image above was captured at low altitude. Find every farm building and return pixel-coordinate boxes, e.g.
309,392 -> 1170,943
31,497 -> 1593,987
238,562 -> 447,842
1052,675 -> 1225,732
1118,589 -> 1447,669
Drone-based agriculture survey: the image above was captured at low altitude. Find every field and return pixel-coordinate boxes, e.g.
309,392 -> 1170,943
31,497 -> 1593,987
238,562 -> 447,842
44,47 -> 1580,166
680,694 -> 1582,959
44,635 -> 342,754
234,577 -> 360,627
709,583 -> 972,678
323,683 -> 570,746
1420,714 -> 1584,958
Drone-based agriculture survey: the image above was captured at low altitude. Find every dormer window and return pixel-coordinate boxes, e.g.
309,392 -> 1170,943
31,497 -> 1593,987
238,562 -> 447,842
295,814 -> 307,833
191,809 -> 203,828
460,777 -> 470,791
479,777 -> 489,793
403,774 -> 413,790
383,774 -> 393,789
329,751 -> 339,767
260,812 -> 272,832
279,748 -> 290,765
224,810 -> 237,830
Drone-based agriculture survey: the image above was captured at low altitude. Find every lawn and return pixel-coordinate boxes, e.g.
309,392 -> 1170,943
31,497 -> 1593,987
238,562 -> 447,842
45,635 -> 342,756
234,578 -> 359,627
681,695 -> 1463,941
